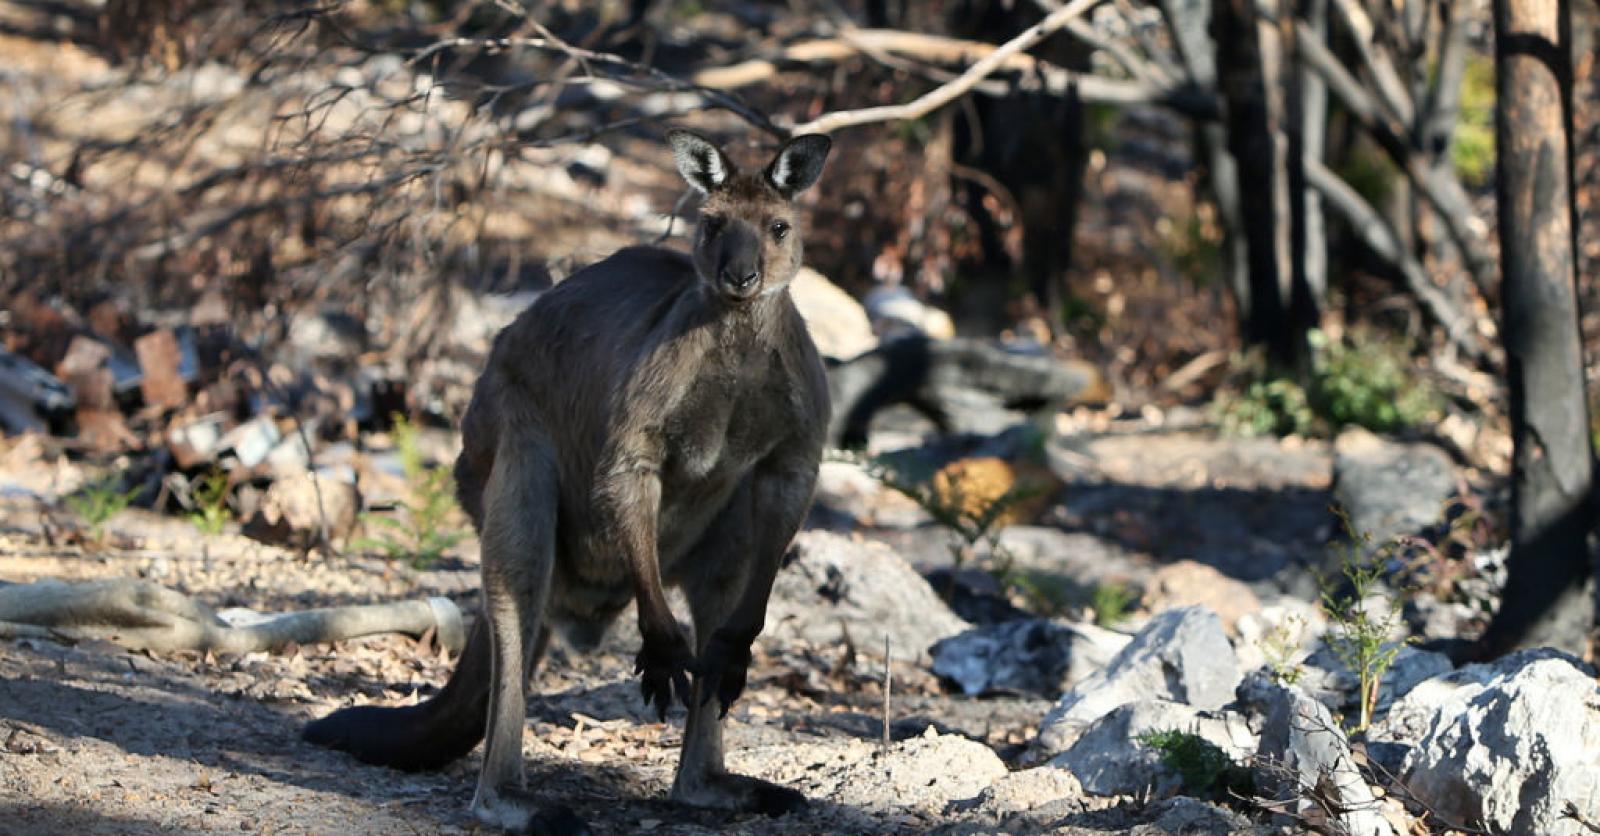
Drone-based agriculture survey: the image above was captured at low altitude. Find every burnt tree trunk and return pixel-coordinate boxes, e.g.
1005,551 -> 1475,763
1481,0 -> 1597,655
1214,0 -> 1319,370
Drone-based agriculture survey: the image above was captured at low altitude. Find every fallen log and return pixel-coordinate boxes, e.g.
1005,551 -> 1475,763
0,578 -> 465,655
826,336 -> 1107,448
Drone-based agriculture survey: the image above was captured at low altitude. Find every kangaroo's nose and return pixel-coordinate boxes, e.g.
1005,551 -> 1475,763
721,267 -> 759,291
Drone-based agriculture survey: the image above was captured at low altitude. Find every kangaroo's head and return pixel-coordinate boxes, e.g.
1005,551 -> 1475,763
667,129 -> 832,304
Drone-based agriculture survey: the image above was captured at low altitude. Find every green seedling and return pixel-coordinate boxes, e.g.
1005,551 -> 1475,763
355,414 -> 464,570
1319,510 -> 1414,733
66,475 -> 140,543
1091,581 -> 1137,628
188,469 -> 231,536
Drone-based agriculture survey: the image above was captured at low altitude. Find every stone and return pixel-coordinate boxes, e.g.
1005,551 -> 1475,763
222,416 -> 281,468
1051,699 -> 1256,798
1331,427 -> 1456,545
55,336 -> 115,411
1036,606 -> 1240,753
864,285 -> 955,340
1135,796 -> 1266,835
134,329 -> 189,411
1388,650 -> 1600,835
930,618 -> 1129,697
1140,560 -> 1262,633
763,531 -> 969,663
1237,671 -> 1396,836
243,469 -> 361,546
789,266 -> 875,360
732,727 -> 1007,815
0,346 -> 75,434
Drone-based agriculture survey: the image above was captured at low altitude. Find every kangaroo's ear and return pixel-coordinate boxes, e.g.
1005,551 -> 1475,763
764,134 -> 832,198
668,130 -> 734,194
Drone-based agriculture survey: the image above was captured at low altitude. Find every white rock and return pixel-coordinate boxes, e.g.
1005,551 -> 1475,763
930,618 -> 1130,697
1396,650 -> 1600,835
1238,673 -> 1396,836
789,267 -> 875,360
763,531 -> 968,663
1051,699 -> 1256,797
1036,606 -> 1241,753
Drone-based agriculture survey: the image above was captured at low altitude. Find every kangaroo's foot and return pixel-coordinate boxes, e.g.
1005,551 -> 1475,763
670,770 -> 807,816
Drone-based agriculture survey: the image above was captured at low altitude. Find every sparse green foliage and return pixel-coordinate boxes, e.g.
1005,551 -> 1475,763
355,415 -> 464,569
1216,376 -> 1315,438
1136,729 -> 1253,798
1215,329 -> 1438,438
1091,581 -> 1137,628
66,475 -> 140,542
188,469 -> 231,536
1450,55 -> 1496,186
1308,329 -> 1439,434
1259,612 -> 1308,686
1319,510 -> 1414,733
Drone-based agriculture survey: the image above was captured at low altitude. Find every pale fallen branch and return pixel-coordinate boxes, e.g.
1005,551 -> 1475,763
692,28 -> 1202,116
790,0 -> 1102,135
0,579 -> 465,655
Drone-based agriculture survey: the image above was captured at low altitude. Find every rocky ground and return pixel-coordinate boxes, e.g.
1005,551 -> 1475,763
8,404 -> 1588,836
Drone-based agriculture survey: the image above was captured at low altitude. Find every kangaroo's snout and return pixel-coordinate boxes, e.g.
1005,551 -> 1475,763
715,222 -> 762,301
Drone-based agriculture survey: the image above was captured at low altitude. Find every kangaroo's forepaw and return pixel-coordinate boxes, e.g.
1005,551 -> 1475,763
694,630 -> 753,716
671,771 -> 808,817
635,629 -> 695,719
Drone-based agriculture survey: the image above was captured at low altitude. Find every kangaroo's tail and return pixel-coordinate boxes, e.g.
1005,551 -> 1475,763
302,615 -> 490,771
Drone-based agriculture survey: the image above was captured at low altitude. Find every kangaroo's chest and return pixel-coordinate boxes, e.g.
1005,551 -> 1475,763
662,364 -> 791,485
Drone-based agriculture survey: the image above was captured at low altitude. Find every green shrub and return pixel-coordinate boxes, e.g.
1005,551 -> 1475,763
1309,329 -> 1439,434
1137,729 -> 1254,798
1215,329 -> 1438,438
354,415 -> 464,569
1216,376 -> 1315,438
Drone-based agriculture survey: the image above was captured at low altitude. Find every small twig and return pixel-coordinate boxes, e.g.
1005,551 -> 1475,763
882,632 -> 892,751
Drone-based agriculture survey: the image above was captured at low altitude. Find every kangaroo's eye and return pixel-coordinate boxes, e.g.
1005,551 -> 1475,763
770,220 -> 791,241
702,215 -> 725,236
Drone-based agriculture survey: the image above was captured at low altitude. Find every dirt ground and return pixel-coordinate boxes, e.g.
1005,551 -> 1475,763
0,421 -> 1349,835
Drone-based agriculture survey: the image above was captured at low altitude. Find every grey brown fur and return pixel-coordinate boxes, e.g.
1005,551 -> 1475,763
304,130 -> 833,830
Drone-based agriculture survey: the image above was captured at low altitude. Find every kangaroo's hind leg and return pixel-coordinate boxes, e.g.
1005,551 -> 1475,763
670,464 -> 813,815
470,432 -> 560,831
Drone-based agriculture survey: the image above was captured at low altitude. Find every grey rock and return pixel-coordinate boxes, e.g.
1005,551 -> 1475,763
1036,606 -> 1240,753
1390,650 -> 1600,835
1237,671 -> 1396,836
763,531 -> 969,663
1331,428 -> 1456,546
1050,699 -> 1256,797
930,618 -> 1131,697
1137,796 -> 1266,835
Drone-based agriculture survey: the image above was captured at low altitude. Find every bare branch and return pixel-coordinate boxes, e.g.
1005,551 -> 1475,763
1305,157 -> 1493,363
789,0 -> 1103,135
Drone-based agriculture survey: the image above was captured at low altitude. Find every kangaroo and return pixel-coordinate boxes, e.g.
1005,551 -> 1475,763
303,130 -> 833,830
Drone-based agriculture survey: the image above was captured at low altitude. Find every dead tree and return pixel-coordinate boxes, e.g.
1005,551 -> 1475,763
1479,0 -> 1596,655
